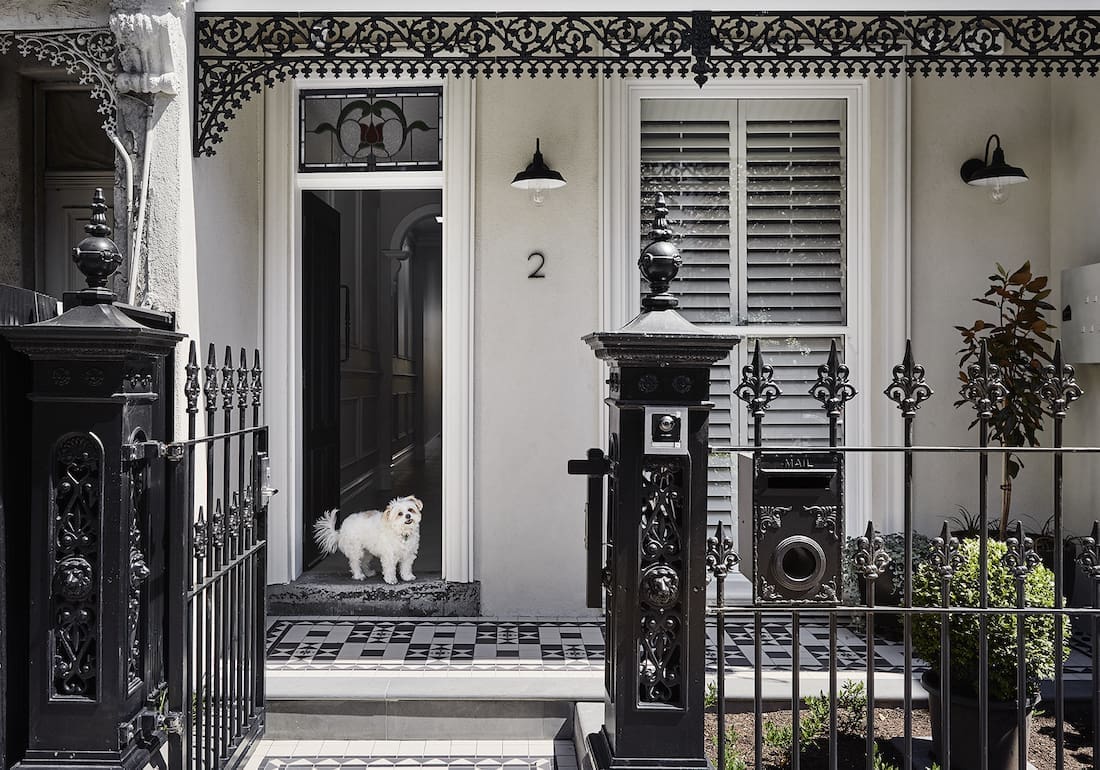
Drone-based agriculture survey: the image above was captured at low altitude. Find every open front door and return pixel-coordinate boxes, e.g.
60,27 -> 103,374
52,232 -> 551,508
302,191 -> 341,568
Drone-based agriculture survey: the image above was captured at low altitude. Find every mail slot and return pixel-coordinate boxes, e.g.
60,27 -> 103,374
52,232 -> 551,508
752,452 -> 843,604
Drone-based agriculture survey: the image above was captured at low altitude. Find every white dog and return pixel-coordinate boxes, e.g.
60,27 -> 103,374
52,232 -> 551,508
313,496 -> 423,584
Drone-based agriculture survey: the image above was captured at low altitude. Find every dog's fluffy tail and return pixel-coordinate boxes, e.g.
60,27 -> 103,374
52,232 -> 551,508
313,509 -> 341,554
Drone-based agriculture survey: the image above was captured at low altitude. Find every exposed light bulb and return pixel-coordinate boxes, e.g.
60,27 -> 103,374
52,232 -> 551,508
989,183 -> 1008,204
531,185 -> 546,206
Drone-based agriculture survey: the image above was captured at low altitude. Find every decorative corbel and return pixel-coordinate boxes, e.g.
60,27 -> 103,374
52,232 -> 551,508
109,7 -> 178,95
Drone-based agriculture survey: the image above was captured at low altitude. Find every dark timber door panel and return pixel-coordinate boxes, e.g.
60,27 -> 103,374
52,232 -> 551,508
302,191 -> 341,568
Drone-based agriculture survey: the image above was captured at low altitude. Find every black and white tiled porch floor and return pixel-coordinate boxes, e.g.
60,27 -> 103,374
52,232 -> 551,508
267,617 -> 1095,678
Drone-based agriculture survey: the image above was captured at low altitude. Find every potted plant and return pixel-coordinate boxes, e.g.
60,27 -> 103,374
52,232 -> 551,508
912,536 -> 1069,770
954,261 -> 1056,539
841,531 -> 931,639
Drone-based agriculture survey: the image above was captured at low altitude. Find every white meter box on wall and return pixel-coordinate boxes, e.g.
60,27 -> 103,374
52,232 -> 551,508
1062,262 -> 1100,364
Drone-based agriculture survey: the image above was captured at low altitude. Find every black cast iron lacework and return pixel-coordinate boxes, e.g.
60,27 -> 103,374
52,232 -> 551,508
195,12 -> 1100,155
126,453 -> 150,690
0,29 -> 118,133
638,461 -> 684,706
300,87 -> 442,171
51,432 -> 103,699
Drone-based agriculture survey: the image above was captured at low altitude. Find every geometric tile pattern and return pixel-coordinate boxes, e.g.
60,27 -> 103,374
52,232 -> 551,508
254,740 -> 575,770
266,618 -> 1095,678
264,757 -> 552,770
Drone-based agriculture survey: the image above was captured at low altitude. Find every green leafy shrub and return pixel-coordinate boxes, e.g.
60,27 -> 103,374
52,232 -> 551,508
763,681 -> 867,757
912,537 -> 1069,701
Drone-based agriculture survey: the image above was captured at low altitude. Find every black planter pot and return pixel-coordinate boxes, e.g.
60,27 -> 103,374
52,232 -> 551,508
857,570 -> 903,639
922,671 -> 1034,770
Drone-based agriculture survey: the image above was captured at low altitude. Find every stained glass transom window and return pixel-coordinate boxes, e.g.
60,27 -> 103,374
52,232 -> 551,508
299,87 -> 443,172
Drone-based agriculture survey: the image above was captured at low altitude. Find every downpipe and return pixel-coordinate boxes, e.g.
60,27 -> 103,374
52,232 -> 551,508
128,96 -> 157,306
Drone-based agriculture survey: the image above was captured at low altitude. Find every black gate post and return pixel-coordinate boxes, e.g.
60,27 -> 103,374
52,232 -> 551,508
571,194 -> 739,770
1,190 -> 182,770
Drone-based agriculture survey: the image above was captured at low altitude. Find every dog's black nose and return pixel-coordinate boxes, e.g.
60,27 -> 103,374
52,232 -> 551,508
405,514 -> 412,521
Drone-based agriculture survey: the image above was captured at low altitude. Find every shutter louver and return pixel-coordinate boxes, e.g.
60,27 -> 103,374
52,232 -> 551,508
741,102 -> 846,326
640,100 -> 736,532
750,336 -> 843,448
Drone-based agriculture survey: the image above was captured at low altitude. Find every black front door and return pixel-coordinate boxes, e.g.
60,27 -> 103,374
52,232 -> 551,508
302,191 -> 341,568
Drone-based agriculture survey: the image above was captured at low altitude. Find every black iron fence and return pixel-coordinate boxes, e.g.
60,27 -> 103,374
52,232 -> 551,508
0,198 -> 270,770
166,341 -> 270,770
703,338 -> 1096,770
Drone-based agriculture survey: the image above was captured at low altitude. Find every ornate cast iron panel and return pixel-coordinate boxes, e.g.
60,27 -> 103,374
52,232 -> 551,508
196,12 -> 1100,154
0,29 -> 119,133
126,449 -> 150,692
638,460 -> 685,707
50,432 -> 104,700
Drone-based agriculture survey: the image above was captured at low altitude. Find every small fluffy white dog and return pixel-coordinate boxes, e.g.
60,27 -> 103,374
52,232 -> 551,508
313,496 -> 423,584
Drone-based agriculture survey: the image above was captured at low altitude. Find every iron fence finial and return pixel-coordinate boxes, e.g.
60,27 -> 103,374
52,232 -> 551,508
203,343 -> 218,414
929,521 -> 962,581
736,340 -> 782,418
884,339 -> 934,418
1002,519 -> 1040,580
961,339 -> 1007,420
1039,340 -> 1083,419
222,345 -> 236,412
810,340 -> 857,419
853,520 -> 889,581
184,340 -> 200,415
1078,521 -> 1100,580
705,521 -> 739,582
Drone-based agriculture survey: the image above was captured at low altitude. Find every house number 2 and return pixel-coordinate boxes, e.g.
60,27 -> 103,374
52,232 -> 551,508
528,251 -> 546,279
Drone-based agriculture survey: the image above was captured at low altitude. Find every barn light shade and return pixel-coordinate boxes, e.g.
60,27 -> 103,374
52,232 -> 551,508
511,138 -> 566,206
960,134 -> 1029,204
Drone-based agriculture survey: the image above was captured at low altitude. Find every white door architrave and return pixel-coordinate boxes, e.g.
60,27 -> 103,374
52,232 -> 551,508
263,76 -> 475,585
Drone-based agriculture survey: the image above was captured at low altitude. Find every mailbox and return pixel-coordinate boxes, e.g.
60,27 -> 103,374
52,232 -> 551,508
569,194 -> 739,770
753,452 -> 843,603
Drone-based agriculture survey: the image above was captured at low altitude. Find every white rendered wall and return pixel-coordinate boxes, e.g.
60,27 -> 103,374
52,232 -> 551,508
473,77 -> 602,616
193,73 -> 1100,611
909,77 -> 1053,536
1050,79 -> 1100,538
193,94 -> 264,358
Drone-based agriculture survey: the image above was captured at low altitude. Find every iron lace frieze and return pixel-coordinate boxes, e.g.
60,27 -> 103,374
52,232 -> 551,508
638,460 -> 685,706
51,432 -> 104,699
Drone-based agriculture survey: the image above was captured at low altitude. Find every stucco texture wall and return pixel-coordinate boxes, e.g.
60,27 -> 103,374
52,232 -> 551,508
473,77 -> 602,616
909,77 -> 1053,536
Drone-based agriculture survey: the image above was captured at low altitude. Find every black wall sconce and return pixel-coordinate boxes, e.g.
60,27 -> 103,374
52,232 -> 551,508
511,138 -> 566,206
960,134 -> 1029,204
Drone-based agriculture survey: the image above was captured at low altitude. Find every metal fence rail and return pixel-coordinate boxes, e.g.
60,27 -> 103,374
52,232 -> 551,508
167,341 -> 269,770
703,338 -> 1096,770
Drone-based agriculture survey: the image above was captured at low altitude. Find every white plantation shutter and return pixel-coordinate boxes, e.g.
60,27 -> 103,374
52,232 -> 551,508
639,98 -> 849,530
739,100 -> 846,326
641,100 -> 737,530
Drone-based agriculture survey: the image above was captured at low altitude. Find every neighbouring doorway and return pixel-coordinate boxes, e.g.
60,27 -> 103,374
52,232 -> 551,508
301,188 -> 444,581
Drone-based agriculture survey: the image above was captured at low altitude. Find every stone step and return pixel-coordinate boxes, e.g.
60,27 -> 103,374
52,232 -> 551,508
267,578 -> 481,617
266,699 -> 580,741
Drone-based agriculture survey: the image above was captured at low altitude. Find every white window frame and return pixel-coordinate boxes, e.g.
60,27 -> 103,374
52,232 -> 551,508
601,77 -> 910,537
262,75 -> 475,584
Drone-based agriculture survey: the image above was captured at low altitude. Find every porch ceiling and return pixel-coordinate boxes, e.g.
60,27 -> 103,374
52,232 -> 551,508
194,10 -> 1100,156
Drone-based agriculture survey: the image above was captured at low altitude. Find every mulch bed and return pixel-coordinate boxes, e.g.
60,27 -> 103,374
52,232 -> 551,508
705,704 -> 1094,770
